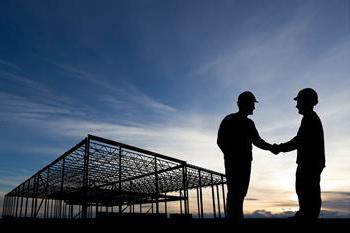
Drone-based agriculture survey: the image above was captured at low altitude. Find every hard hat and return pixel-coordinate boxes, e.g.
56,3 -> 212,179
237,91 -> 258,104
294,88 -> 318,106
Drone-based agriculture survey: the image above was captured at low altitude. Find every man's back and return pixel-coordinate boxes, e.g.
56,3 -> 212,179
297,111 -> 325,168
217,112 -> 257,163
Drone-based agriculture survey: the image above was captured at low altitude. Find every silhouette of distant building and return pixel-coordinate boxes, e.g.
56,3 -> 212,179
3,135 -> 226,220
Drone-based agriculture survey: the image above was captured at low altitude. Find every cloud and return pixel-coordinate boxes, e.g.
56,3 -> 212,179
247,209 -> 350,218
0,58 -> 21,71
35,116 -> 223,171
50,61 -> 177,114
321,191 -> 350,213
0,172 -> 31,192
0,91 -> 84,121
247,209 -> 294,218
0,68 -> 76,107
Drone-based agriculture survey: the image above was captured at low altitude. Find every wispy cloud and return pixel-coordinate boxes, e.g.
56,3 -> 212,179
0,58 -> 21,71
322,191 -> 350,213
0,173 -> 30,192
0,91 -> 84,121
50,61 -> 177,114
34,116 -> 223,171
247,209 -> 350,218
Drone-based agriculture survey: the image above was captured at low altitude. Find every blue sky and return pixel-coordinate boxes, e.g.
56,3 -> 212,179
0,0 -> 349,217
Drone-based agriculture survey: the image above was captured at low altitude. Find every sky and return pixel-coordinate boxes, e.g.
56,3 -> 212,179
0,0 -> 349,218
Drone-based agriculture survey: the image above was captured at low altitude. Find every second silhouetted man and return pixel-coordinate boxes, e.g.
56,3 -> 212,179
273,88 -> 325,220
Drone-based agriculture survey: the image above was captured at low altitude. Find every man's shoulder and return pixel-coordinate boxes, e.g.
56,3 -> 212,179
245,117 -> 256,127
246,117 -> 255,123
303,111 -> 322,125
222,113 -> 237,121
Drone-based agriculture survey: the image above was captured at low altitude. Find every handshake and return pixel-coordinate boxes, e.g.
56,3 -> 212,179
269,144 -> 281,155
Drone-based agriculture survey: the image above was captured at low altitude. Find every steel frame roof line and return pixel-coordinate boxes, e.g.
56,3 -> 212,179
3,135 -> 227,219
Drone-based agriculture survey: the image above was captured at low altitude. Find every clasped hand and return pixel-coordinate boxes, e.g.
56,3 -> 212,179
270,144 -> 280,155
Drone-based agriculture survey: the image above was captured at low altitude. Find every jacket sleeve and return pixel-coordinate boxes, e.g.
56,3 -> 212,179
251,121 -> 272,151
279,136 -> 298,152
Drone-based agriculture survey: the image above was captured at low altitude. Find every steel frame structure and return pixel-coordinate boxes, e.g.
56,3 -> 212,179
3,135 -> 227,219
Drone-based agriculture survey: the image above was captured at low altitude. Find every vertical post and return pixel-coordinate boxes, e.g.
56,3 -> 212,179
44,168 -> 50,218
33,175 -> 39,218
95,203 -> 98,219
50,200 -> 53,218
211,173 -> 217,219
8,196 -> 12,216
11,195 -> 16,217
198,170 -> 203,218
64,202 -> 67,219
182,165 -> 189,214
44,199 -> 48,218
164,193 -> 168,216
179,190 -> 183,214
25,181 -> 30,217
15,190 -> 19,217
31,178 -> 35,217
118,146 -> 122,214
19,185 -> 24,217
8,196 -> 12,217
196,187 -> 200,218
154,157 -> 159,214
221,175 -> 226,216
60,159 -> 65,219
216,185 -> 221,218
44,198 -> 47,218
82,136 -> 90,219
53,200 -> 56,218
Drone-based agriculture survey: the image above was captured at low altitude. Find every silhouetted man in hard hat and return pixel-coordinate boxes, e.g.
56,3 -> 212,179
217,91 -> 275,220
273,88 -> 325,220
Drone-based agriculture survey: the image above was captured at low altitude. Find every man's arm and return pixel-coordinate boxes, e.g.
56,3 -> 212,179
251,122 -> 273,151
252,134 -> 273,151
277,136 -> 298,152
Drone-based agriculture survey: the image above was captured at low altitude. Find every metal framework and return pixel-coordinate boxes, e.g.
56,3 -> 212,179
2,135 -> 227,219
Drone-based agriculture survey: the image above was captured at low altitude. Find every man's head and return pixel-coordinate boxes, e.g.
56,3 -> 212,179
294,88 -> 318,115
237,91 -> 258,116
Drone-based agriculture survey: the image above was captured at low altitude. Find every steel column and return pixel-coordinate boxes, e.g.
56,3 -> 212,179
164,193 -> 168,215
182,165 -> 189,214
198,170 -> 203,218
196,187 -> 200,218
211,174 -> 216,218
118,146 -> 122,213
60,158 -> 65,219
19,185 -> 24,217
221,175 -> 226,216
15,191 -> 19,217
82,137 -> 90,219
25,181 -> 30,217
216,185 -> 221,218
179,190 -> 183,214
154,157 -> 159,214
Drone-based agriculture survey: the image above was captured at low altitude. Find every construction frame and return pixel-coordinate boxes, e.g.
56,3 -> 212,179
2,135 -> 227,220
